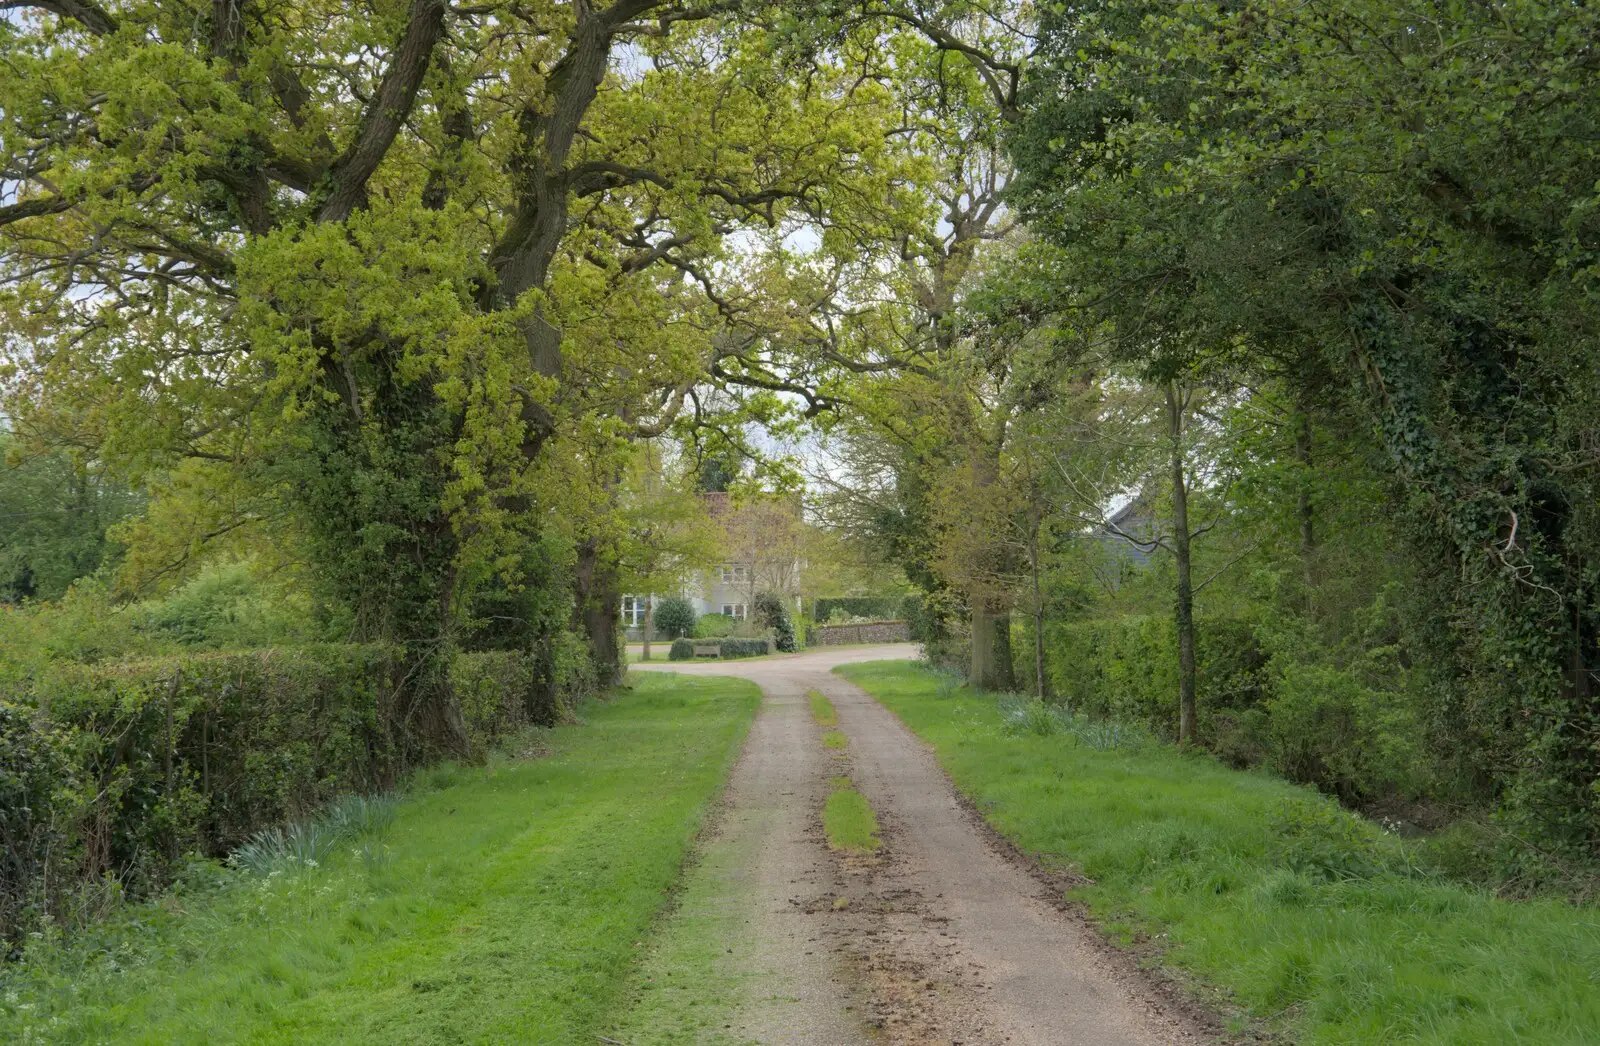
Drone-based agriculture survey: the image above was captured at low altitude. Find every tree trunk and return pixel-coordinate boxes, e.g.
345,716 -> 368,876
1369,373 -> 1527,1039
1168,384 -> 1198,746
969,601 -> 997,690
969,600 -> 1016,692
642,596 -> 654,662
1028,509 -> 1047,700
1295,407 -> 1317,615
574,537 -> 624,689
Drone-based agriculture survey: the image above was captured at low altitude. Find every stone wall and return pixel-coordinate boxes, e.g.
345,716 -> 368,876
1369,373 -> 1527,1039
811,620 -> 911,646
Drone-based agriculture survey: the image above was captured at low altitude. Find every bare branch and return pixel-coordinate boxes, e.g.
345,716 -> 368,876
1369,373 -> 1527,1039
318,0 -> 449,223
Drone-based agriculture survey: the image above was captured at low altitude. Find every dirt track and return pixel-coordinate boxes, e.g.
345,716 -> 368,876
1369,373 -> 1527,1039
636,645 -> 1211,1046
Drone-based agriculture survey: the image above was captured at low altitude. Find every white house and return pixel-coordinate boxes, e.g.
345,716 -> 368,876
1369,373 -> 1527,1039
622,491 -> 805,639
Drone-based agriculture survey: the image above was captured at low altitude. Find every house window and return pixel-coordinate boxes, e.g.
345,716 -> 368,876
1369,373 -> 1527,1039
718,565 -> 747,584
621,595 -> 647,627
721,603 -> 746,620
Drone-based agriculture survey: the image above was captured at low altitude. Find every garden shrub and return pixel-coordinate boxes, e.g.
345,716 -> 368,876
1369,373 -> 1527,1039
137,561 -> 333,648
1047,614 -> 1424,805
654,596 -> 696,639
668,638 -> 695,661
752,591 -> 796,652
901,594 -> 932,641
693,613 -> 735,638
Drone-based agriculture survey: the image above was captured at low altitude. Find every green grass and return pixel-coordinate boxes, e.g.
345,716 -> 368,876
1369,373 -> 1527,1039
1,673 -> 761,1045
821,729 -> 848,750
807,689 -> 837,726
838,661 -> 1600,1046
823,777 -> 881,854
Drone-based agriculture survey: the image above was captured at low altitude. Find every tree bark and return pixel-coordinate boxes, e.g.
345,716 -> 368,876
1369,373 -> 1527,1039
1168,384 -> 1198,746
574,537 -> 624,690
969,599 -> 1016,691
1295,407 -> 1317,615
642,596 -> 654,662
1029,513 -> 1047,700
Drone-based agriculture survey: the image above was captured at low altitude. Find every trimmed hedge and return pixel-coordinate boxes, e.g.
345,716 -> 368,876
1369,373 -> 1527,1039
2,643 -> 585,947
668,638 -> 695,661
718,637 -> 771,659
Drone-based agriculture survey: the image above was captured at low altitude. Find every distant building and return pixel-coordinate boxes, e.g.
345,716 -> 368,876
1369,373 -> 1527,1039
622,492 -> 805,639
1101,495 -> 1159,568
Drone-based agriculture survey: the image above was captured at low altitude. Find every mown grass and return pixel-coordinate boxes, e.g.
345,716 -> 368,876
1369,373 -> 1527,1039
838,661 -> 1600,1045
824,777 -> 881,854
808,689 -> 838,726
0,672 -> 760,1045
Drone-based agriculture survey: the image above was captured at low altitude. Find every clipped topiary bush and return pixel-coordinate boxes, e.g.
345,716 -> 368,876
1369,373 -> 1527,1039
752,590 -> 796,652
654,596 -> 696,639
668,638 -> 695,661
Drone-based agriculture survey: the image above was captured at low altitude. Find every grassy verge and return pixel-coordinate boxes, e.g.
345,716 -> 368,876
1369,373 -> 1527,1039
1,673 -> 760,1045
808,689 -> 838,726
838,661 -> 1600,1046
824,777 -> 882,854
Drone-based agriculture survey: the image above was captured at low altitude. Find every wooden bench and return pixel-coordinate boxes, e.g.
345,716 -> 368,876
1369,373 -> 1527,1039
692,641 -> 722,658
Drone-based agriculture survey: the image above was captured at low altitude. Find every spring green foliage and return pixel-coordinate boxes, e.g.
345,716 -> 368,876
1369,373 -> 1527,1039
0,0 -> 966,759
807,690 -> 837,727
823,777 -> 880,854
0,672 -> 760,1044
841,661 -> 1600,1044
810,597 -> 908,623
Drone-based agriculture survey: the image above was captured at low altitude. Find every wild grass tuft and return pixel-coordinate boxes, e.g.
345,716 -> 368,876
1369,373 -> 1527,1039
822,729 -> 848,750
824,777 -> 881,854
807,689 -> 838,726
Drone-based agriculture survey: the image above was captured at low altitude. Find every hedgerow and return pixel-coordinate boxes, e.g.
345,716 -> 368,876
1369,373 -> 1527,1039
0,643 -> 589,949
